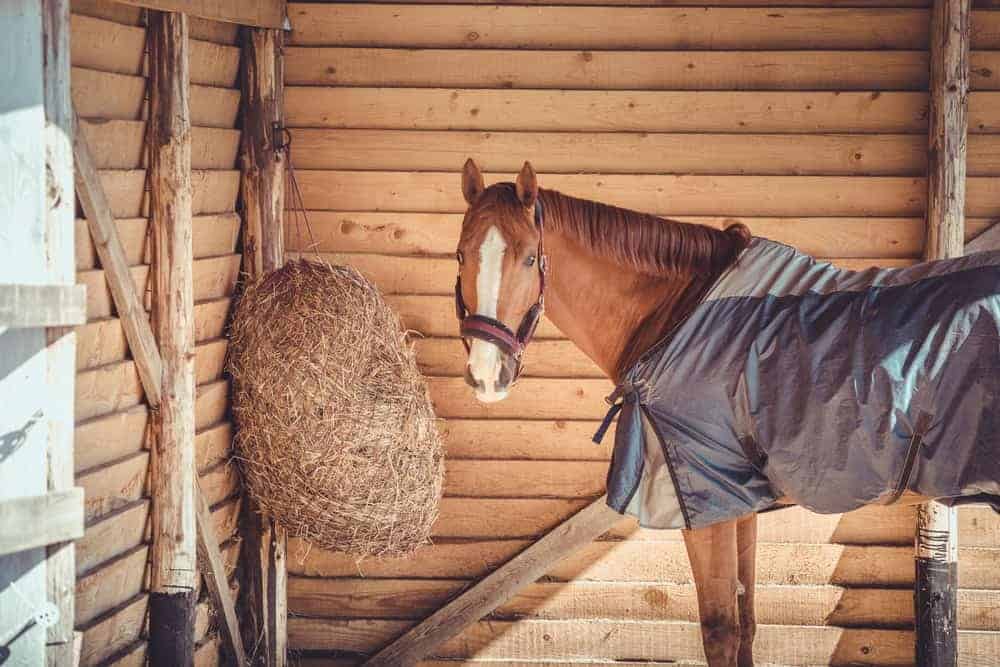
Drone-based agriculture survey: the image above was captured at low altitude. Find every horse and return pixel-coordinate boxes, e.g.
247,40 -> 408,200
453,158 -> 1000,666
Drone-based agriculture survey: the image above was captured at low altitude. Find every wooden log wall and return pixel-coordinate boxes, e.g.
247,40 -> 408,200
283,1 -> 1000,665
69,2 -> 246,664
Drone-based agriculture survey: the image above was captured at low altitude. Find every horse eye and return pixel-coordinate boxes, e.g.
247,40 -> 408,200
456,251 -> 464,265
525,255 -> 536,267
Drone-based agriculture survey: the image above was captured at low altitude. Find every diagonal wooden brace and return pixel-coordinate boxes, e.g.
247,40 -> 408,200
72,107 -> 247,667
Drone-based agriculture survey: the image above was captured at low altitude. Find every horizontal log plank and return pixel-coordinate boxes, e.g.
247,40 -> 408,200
284,47 -> 1000,92
80,120 -> 240,170
196,422 -> 234,472
440,420 -> 607,461
287,130 -> 1000,177
76,297 -> 232,371
290,171 -> 1000,218
200,460 -> 240,507
112,0 -> 284,29
286,5 -> 1000,50
70,13 -> 240,86
78,594 -> 147,666
75,335 -> 230,421
430,499 -> 917,544
285,88 -> 1000,134
293,253 -> 914,298
75,213 -> 240,270
288,578 -> 1000,630
286,212 -> 995,259
73,66 -> 241,127
444,460 -> 607,498
79,254 -> 239,319
76,500 -> 149,576
288,537 -> 1000,588
91,169 -> 239,218
429,377 -> 612,420
75,545 -> 147,626
78,452 -> 148,523
290,618 -> 914,664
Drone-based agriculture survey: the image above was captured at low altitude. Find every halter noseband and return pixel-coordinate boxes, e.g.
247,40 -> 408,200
455,196 -> 548,380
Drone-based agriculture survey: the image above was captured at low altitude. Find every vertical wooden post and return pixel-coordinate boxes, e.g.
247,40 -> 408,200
917,0 -> 969,665
148,11 -> 197,666
239,25 -> 287,667
42,1 -> 77,664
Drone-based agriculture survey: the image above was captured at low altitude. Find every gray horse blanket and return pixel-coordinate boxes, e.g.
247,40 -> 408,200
604,238 -> 1000,530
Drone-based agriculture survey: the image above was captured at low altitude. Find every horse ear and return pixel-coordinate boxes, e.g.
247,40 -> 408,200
515,161 -> 538,209
462,158 -> 485,204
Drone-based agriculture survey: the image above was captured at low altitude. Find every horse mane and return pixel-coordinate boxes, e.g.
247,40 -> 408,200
537,188 -> 751,278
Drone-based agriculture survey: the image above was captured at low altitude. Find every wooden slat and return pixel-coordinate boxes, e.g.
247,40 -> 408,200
285,88 -> 1000,134
75,545 -> 147,626
199,460 -> 239,507
75,355 -> 145,424
287,212 -> 996,260
440,420 -> 606,461
284,47 -> 1000,92
71,0 -> 143,25
291,171 -> 1000,218
428,377 -> 611,420
78,451 -> 148,523
188,16 -> 239,44
196,422 -> 233,472
78,594 -> 148,666
285,5 -> 1000,50
287,130 -> 1000,176
70,13 -> 145,76
0,489 -> 84,556
113,0 -> 284,28
965,219 -> 1000,253
80,120 -> 241,170
76,500 -> 149,576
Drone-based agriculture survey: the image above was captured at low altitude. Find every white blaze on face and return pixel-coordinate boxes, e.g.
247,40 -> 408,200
468,225 -> 508,403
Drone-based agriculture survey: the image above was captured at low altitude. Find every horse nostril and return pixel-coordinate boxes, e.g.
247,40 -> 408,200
464,366 -> 484,391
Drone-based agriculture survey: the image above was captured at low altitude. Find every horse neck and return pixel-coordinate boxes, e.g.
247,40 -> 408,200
540,218 -> 715,383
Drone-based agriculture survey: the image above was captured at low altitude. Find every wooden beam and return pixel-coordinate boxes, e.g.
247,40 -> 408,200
148,11 -> 197,666
73,113 -> 162,407
918,1 -> 970,665
41,1 -> 77,663
363,496 -> 621,666
0,489 -> 84,557
0,284 -> 86,327
110,0 -> 284,29
196,480 -> 248,667
239,25 -> 288,667
240,27 -> 286,276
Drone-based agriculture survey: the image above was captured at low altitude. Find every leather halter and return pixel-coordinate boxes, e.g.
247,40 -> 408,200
455,195 -> 548,381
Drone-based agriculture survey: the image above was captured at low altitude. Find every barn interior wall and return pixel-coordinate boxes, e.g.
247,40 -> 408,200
69,2 -> 245,664
280,1 -> 1000,665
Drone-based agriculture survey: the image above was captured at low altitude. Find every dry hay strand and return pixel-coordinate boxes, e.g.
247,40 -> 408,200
228,259 -> 444,557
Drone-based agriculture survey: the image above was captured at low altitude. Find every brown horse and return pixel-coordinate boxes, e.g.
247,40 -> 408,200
455,158 -> 762,666
453,158 -> 995,666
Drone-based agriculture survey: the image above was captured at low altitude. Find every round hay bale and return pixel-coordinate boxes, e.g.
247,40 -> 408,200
228,259 -> 444,557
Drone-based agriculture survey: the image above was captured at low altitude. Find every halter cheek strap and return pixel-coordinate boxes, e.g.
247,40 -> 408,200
455,196 -> 547,379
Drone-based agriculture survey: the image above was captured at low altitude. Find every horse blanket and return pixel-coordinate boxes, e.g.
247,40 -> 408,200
604,238 -> 1000,530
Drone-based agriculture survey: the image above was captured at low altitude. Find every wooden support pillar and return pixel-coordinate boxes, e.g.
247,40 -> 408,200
239,25 -> 287,667
41,1 -> 78,664
917,0 -> 969,665
148,11 -> 197,666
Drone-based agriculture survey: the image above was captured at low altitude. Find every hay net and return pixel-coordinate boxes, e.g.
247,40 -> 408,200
228,259 -> 444,557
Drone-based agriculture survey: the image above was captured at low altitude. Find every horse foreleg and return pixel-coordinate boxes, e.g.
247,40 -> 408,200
683,519 -> 742,667
736,513 -> 758,667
